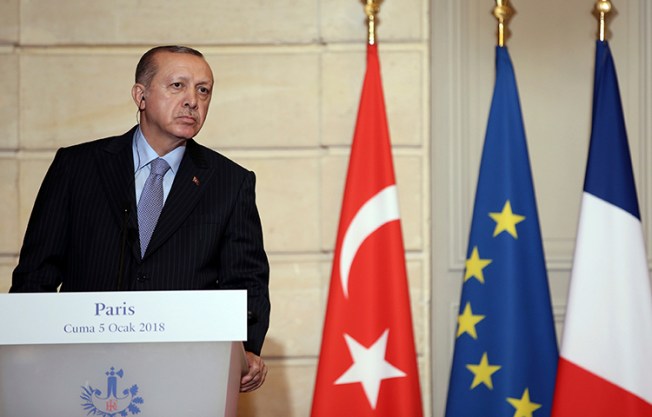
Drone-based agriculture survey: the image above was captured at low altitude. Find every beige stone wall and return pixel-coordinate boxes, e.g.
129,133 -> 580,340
0,1 -> 431,416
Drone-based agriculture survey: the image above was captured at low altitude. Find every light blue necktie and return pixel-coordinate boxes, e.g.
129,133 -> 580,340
137,158 -> 170,257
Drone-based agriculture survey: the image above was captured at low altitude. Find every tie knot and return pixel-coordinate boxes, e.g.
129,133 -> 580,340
149,158 -> 170,176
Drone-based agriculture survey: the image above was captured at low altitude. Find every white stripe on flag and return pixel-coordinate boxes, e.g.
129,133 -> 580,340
561,192 -> 652,403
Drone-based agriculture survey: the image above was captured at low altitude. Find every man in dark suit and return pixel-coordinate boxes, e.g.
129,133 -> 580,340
11,45 -> 270,392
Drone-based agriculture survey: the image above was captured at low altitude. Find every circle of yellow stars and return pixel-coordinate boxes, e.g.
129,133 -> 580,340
457,200 -> 542,417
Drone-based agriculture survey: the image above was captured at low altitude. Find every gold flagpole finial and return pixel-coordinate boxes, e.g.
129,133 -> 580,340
361,0 -> 383,45
493,0 -> 514,47
593,0 -> 613,41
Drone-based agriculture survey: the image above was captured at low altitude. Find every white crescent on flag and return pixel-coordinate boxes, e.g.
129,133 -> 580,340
339,185 -> 400,298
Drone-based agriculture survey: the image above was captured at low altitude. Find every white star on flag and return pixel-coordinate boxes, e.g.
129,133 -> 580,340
334,329 -> 407,409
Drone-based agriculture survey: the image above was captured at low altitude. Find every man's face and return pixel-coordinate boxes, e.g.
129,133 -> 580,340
139,52 -> 214,147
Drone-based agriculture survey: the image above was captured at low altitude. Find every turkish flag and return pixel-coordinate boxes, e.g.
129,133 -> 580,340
310,44 -> 423,417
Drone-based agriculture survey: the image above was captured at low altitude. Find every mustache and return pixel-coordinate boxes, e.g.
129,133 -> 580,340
176,111 -> 198,120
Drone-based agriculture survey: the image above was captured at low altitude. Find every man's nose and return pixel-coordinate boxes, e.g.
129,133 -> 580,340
184,90 -> 199,109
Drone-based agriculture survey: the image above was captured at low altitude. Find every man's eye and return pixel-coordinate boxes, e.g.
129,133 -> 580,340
199,87 -> 211,94
171,82 -> 182,88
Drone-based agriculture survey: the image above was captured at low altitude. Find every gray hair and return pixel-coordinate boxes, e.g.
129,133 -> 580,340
135,45 -> 204,87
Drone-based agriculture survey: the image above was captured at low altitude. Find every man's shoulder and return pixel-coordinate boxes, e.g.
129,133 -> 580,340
59,128 -> 135,156
186,139 -> 252,175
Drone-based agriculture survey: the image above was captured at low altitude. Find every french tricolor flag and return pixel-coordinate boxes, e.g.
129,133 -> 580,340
551,41 -> 652,416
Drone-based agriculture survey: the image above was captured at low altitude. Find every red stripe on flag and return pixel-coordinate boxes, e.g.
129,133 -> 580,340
552,357 -> 652,417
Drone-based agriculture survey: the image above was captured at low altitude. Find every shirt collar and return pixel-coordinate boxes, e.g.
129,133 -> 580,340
133,126 -> 186,174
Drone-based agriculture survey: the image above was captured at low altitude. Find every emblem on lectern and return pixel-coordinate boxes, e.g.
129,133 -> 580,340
80,367 -> 144,416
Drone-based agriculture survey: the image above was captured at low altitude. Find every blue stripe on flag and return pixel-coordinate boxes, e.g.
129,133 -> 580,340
583,41 -> 640,219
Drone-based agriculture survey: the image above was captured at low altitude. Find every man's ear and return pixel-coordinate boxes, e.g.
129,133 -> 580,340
131,84 -> 146,110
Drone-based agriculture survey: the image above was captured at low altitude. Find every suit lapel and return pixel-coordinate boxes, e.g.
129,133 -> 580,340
95,127 -> 140,259
143,139 -> 215,258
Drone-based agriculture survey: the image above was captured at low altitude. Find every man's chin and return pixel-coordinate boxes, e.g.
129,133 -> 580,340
171,127 -> 201,141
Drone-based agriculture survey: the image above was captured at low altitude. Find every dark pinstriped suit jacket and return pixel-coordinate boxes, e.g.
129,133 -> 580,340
11,126 -> 270,355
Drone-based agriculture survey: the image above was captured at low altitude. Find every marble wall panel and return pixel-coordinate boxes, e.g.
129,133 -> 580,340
407,260 -> 426,354
20,54 -> 136,149
0,261 -> 14,291
238,360 -> 316,417
230,156 -> 321,253
199,53 -> 320,149
0,0 -> 18,44
0,54 -> 18,149
321,49 -> 423,146
17,157 -> 52,238
265,259 -> 323,357
0,160 -> 18,253
20,1 -> 319,46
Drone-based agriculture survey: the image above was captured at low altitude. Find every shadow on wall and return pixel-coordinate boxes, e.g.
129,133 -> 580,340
0,264 -> 14,292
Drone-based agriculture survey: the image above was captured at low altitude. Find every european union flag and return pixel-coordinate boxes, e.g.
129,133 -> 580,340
445,46 -> 558,417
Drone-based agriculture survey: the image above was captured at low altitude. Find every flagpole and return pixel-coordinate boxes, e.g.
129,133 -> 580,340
311,2 -> 424,414
594,0 -> 613,41
361,0 -> 383,45
492,0 -> 514,47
